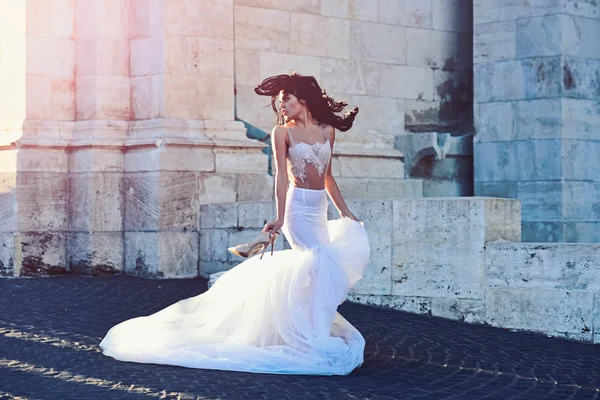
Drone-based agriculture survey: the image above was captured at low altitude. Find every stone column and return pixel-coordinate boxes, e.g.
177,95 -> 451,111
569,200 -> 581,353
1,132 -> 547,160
124,0 -> 269,278
474,0 -> 600,242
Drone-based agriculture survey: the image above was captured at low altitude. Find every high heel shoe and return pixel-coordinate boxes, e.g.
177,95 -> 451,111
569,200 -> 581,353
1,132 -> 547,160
228,232 -> 277,259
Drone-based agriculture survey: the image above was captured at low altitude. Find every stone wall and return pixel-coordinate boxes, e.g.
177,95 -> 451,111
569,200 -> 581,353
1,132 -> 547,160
202,197 -> 600,344
473,0 -> 600,242
233,0 -> 474,197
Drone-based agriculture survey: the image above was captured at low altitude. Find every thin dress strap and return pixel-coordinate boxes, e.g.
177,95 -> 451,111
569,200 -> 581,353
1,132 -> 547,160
286,127 -> 295,145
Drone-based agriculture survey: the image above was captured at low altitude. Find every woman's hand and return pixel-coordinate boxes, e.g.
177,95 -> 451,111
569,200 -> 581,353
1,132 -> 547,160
340,209 -> 358,221
262,219 -> 284,236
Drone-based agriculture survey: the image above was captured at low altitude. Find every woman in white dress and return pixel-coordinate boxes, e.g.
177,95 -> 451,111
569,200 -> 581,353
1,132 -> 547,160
99,73 -> 371,376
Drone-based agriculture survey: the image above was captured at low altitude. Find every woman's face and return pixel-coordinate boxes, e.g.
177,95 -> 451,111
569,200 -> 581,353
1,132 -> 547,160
278,91 -> 305,121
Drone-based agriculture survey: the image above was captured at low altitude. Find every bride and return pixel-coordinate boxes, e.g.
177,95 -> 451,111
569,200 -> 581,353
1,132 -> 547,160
99,73 -> 371,376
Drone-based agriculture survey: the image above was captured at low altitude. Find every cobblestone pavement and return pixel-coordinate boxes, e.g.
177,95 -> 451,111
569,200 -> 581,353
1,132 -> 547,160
1,276 -> 600,400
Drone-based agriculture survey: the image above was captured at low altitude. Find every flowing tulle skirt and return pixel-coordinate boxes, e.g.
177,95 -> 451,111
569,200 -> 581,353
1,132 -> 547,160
99,186 -> 371,375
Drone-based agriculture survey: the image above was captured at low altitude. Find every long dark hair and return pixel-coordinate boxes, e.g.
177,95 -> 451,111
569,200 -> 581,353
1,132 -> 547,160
254,72 -> 359,132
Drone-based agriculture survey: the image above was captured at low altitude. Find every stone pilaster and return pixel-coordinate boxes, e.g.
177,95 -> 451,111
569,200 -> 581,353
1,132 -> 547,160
474,0 -> 600,242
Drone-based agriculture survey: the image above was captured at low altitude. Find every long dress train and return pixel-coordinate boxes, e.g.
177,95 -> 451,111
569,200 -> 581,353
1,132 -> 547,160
99,185 -> 371,375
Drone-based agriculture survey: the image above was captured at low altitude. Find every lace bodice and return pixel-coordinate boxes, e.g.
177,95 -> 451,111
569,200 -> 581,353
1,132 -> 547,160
287,126 -> 331,183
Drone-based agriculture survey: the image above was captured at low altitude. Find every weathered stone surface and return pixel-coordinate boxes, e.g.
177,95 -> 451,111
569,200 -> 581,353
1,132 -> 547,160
258,51 -> 321,83
433,0 -> 473,33
0,233 -> 16,276
423,179 -> 473,197
321,59 -> 379,96
486,287 -> 594,342
124,231 -> 199,278
349,95 -> 405,135
350,21 -> 406,64
516,14 -> 562,58
406,28 -> 466,71
19,232 -> 67,277
125,146 -> 215,173
562,56 -> 600,100
474,20 -> 516,64
563,14 -> 600,59
291,13 -> 350,58
238,202 -> 274,228
392,198 -> 520,299
474,181 -> 518,199
123,173 -> 159,231
199,203 -> 238,229
198,173 -> 237,204
69,148 -> 123,173
522,221 -> 563,242
320,0 -> 378,21
349,228 -> 392,295
199,229 -> 230,262
17,173 -> 67,232
517,181 -> 563,222
234,6 -> 289,52
562,139 -> 600,181
215,149 -> 266,174
0,172 -> 17,233
379,0 -> 432,28
68,173 -> 123,232
431,298 -> 486,324
164,0 -> 233,39
563,181 -> 600,221
474,0 -> 561,24
515,98 -> 561,140
565,222 -> 600,243
379,65 -> 435,100
67,232 -> 123,275
366,179 -> 423,199
562,98 -> 600,141
339,156 -> 404,178
486,243 -> 600,290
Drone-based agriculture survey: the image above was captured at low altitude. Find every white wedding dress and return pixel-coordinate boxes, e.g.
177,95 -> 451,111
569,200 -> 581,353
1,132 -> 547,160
99,125 -> 371,375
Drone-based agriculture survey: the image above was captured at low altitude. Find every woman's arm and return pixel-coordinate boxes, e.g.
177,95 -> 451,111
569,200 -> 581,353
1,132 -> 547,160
262,125 -> 289,234
324,126 -> 358,221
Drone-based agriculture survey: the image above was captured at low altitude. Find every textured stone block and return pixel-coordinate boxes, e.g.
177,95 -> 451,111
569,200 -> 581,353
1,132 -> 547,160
164,0 -> 233,39
125,147 -> 214,173
258,52 -> 321,83
423,179 -> 473,197
433,0 -> 473,33
0,233 -> 16,276
563,0 -> 600,19
238,202 -> 274,228
258,0 -> 320,14
379,65 -> 435,100
563,181 -> 600,221
562,139 -> 600,181
474,20 -> 516,63
563,14 -> 600,59
386,296 -> 432,314
165,74 -> 233,120
235,85 -> 280,129
291,13 -> 350,58
130,36 -> 165,76
486,243 -> 600,290
349,229 -> 392,295
15,148 -> 68,172
515,98 -> 561,140
199,203 -> 238,229
473,141 -> 512,182
512,139 -> 562,181
562,98 -> 600,141
522,221 -> 563,242
474,181 -> 517,199
199,229 -> 230,262
564,222 -> 600,243
17,173 -> 67,231
19,231 -> 67,277
200,260 -> 239,278
379,0 -> 432,28
165,35 -> 234,78
320,0 -> 378,21
518,181 -> 563,222
75,75 -> 131,120
474,0 -> 561,24
198,173 -> 237,204
392,198 -> 520,299
474,60 -> 523,102
339,156 -> 404,178
68,173 -> 123,232
350,21 -> 406,64
67,232 -> 123,275
333,178 -> 368,199
340,95 -> 405,135
321,59 -> 379,96
485,287 -> 594,342
406,28 -> 463,70
235,49 -> 260,86
516,14 -> 562,58
0,172 -> 17,233
76,37 -> 129,77
431,298 -> 485,323
234,6 -> 289,52
125,231 -> 199,278
562,56 -> 600,100
366,179 -> 423,199
26,37 -> 74,77
215,150 -> 266,174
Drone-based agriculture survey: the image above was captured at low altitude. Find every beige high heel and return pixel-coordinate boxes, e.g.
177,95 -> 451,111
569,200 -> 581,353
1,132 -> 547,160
228,232 -> 277,259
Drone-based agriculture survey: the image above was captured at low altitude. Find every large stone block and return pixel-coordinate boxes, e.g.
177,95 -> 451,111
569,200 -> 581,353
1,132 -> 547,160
124,231 -> 199,278
423,179 -> 473,197
0,233 -> 16,276
392,198 -> 520,299
486,242 -> 600,290
291,13 -> 350,59
257,0 -> 320,14
474,60 -> 523,102
474,20 -> 516,64
562,139 -> 600,181
366,179 -> 423,199
321,59 -> 379,96
350,21 -> 406,64
235,49 -> 260,86
26,37 -> 74,77
18,231 -> 67,277
339,156 -> 404,178
258,51 -> 321,83
199,203 -> 238,229
76,37 -> 130,77
474,0 -> 561,24
164,0 -> 233,39
75,75 -> 131,120
563,14 -> 600,59
516,14 -> 562,58
198,173 -> 238,204
515,98 -> 561,140
431,298 -> 485,323
562,98 -> 600,141
238,202 -> 274,228
165,74 -> 233,120
522,221 -> 563,242
485,287 -> 594,342
130,36 -> 165,77
406,28 -> 465,71
214,149 -> 266,174
378,0 -> 432,28
512,139 -> 562,181
0,172 -> 17,233
518,181 -> 563,222
165,35 -> 234,78
379,65 -> 435,100
474,181 -> 517,199
67,232 -> 123,275
234,6 -> 289,52
125,146 -> 215,173
563,0 -> 600,19
320,0 -> 378,22
68,173 -> 123,232
562,56 -> 600,100
563,181 -> 600,222
17,172 -> 67,232
564,222 -> 600,243
235,85 -> 280,129
473,141 -> 512,182
199,229 -> 230,262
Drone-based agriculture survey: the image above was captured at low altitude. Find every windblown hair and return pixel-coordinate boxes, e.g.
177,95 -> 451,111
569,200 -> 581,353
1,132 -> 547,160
254,72 -> 359,132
